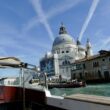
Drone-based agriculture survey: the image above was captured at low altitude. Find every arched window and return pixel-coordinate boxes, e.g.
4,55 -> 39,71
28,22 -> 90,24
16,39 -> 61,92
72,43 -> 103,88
62,62 -> 65,65
98,70 -> 102,78
62,51 -> 64,53
66,50 -> 69,53
62,60 -> 70,65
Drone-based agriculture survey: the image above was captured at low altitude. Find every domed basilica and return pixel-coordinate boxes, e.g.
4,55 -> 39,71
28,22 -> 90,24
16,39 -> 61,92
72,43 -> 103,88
40,24 -> 92,79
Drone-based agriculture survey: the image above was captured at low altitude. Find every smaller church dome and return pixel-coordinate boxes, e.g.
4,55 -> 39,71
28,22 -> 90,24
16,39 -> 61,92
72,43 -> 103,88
86,38 -> 91,48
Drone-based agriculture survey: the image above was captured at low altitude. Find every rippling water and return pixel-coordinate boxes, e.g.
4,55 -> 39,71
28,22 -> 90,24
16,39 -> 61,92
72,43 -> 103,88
49,83 -> 110,97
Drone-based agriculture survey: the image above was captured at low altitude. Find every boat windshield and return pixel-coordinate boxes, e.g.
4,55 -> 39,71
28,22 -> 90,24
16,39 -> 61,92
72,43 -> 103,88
0,62 -> 37,86
0,57 -> 43,88
0,68 -> 20,86
0,63 -> 38,87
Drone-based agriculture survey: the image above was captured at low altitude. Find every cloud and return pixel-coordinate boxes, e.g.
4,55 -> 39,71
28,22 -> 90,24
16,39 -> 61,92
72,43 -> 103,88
78,0 -> 100,41
0,47 -> 7,56
22,16 -> 39,32
47,0 -> 83,19
101,37 -> 110,49
29,0 -> 54,41
19,0 -> 84,54
0,0 -> 84,61
24,0 -> 83,33
0,24 -> 20,56
0,21 -> 51,55
99,1 -> 110,17
93,38 -> 110,54
92,30 -> 110,53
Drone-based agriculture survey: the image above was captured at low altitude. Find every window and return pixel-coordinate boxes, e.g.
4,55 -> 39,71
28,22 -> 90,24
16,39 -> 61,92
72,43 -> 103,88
62,69 -> 64,73
62,51 -> 64,53
72,65 -> 76,70
65,60 -> 68,64
93,62 -> 99,67
104,71 -> 109,79
57,50 -> 60,54
76,64 -> 82,70
62,62 -> 65,65
66,67 -> 68,72
98,70 -> 102,78
102,59 -> 105,61
66,51 -> 69,53
83,64 -> 86,69
67,61 -> 70,64
79,73 -> 83,79
62,60 -> 70,65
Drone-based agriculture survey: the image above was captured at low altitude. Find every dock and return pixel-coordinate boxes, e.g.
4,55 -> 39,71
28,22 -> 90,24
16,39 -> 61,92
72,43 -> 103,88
65,94 -> 110,105
47,94 -> 110,110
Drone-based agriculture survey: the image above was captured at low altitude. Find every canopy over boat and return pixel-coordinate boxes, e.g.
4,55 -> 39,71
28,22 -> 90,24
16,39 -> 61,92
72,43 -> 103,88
0,57 -> 36,69
0,57 -> 21,67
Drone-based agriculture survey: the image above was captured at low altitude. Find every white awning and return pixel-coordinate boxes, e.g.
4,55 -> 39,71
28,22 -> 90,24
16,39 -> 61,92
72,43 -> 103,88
0,57 -> 22,67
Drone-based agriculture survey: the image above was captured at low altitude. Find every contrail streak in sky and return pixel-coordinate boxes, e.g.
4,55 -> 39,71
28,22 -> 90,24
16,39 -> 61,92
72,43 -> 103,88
30,0 -> 54,41
78,0 -> 100,41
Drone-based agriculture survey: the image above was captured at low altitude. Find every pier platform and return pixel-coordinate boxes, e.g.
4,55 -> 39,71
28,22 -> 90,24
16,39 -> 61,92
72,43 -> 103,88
65,94 -> 110,105
47,94 -> 110,110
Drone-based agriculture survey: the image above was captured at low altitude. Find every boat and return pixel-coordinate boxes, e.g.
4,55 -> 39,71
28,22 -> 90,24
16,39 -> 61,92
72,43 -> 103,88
35,73 -> 86,89
0,57 -> 52,110
47,80 -> 86,89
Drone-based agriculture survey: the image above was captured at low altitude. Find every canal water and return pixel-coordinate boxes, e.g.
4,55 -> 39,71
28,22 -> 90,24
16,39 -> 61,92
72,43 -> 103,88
50,83 -> 110,97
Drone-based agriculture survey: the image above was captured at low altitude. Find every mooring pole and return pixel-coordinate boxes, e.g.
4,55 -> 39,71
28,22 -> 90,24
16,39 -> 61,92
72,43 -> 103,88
44,72 -> 48,89
21,67 -> 25,110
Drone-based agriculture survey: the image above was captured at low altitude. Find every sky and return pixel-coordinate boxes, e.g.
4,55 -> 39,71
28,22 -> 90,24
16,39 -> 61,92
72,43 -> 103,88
0,0 -> 110,66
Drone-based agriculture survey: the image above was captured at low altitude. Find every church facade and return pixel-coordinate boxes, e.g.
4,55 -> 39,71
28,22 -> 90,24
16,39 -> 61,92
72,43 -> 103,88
40,24 -> 92,79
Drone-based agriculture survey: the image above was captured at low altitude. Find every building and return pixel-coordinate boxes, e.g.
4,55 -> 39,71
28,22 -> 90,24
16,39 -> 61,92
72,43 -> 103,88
71,50 -> 110,82
40,53 -> 58,76
40,24 -> 92,79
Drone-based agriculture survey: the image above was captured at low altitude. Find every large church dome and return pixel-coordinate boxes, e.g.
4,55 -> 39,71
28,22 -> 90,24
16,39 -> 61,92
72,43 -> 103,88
53,24 -> 75,47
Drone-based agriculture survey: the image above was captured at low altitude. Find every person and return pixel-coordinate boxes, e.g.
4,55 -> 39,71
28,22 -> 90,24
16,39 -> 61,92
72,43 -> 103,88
59,74 -> 62,83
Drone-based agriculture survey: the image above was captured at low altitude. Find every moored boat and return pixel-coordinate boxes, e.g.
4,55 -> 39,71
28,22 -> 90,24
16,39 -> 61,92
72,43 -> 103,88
37,73 -> 86,89
48,80 -> 86,89
0,57 -> 50,110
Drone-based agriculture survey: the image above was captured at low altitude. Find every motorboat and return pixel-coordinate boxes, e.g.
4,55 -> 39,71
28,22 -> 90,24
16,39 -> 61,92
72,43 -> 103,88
37,74 -> 86,89
0,57 -> 51,110
47,80 -> 86,89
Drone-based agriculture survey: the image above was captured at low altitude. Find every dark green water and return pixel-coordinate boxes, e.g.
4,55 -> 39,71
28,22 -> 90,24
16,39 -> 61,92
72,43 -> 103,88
50,83 -> 110,97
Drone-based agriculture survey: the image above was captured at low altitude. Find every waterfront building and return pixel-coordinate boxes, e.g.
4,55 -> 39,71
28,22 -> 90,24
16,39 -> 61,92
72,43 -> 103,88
71,50 -> 110,82
40,24 -> 92,79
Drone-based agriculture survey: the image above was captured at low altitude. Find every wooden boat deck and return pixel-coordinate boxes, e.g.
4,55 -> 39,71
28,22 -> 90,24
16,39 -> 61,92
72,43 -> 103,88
65,94 -> 110,105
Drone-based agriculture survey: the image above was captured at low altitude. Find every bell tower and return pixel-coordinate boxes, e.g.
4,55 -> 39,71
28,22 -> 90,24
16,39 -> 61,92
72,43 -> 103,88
86,38 -> 93,57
